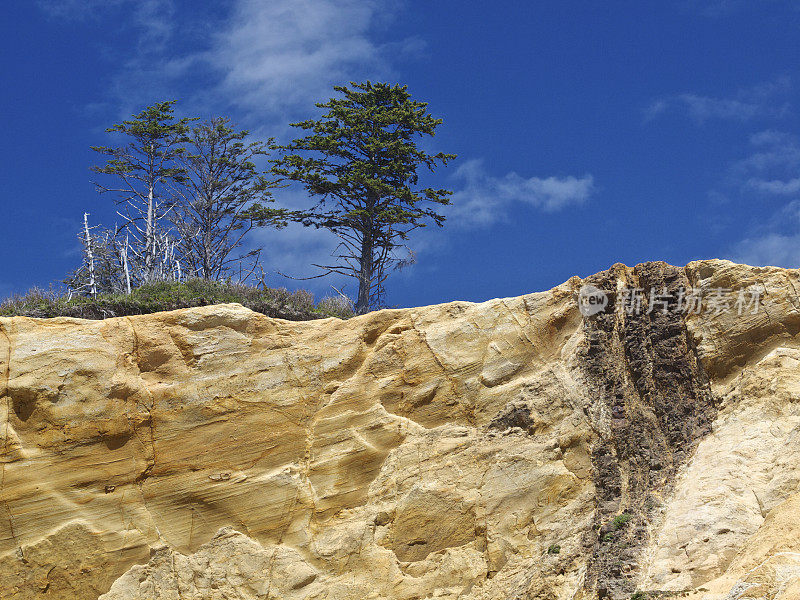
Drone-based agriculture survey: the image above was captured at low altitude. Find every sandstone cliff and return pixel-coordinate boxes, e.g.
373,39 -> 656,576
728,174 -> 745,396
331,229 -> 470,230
1,260 -> 799,600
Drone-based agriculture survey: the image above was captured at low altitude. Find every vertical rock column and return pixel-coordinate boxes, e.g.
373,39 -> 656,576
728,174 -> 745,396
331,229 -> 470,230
579,262 -> 717,598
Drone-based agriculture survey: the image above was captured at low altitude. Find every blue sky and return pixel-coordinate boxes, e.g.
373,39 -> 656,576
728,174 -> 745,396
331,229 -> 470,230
2,0 -> 800,306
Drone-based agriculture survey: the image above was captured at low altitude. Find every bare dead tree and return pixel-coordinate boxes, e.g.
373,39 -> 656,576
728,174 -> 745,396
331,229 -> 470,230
118,234 -> 132,294
67,215 -> 127,295
170,117 -> 288,282
82,213 -> 97,297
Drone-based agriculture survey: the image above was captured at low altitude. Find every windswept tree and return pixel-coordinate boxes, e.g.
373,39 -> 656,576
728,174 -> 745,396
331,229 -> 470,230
171,117 -> 288,281
273,81 -> 456,314
91,101 -> 193,284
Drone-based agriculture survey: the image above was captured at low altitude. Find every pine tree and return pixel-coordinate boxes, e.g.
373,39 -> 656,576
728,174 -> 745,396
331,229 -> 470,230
91,101 -> 193,284
273,82 -> 456,313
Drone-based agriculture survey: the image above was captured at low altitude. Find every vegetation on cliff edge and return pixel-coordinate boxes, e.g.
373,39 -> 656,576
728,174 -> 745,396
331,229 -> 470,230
0,279 -> 354,321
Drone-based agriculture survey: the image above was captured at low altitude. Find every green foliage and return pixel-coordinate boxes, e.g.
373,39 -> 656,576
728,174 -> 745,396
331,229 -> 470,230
0,280 -> 353,321
602,532 -> 615,543
91,100 -> 197,285
613,513 -> 632,530
546,544 -> 561,555
630,592 -> 647,600
91,100 -> 193,184
273,81 -> 456,313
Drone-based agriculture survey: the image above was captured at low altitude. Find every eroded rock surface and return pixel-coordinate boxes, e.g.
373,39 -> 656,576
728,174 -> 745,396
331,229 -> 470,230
1,259 -> 799,599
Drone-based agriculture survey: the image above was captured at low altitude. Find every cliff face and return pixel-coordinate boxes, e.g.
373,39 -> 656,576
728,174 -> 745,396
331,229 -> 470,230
1,259 -> 799,600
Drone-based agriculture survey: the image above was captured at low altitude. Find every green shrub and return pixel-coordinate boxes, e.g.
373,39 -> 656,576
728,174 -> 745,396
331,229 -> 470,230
546,544 -> 560,555
613,513 -> 632,530
0,279 -> 354,321
315,295 -> 355,319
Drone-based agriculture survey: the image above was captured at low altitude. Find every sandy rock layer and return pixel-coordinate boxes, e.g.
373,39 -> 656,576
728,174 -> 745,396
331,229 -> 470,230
1,259 -> 800,600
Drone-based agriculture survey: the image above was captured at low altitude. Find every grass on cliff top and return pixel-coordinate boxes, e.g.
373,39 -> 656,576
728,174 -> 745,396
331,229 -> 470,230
0,279 -> 355,321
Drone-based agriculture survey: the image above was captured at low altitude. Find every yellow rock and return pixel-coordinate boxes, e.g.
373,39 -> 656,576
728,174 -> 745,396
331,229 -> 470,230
1,260 -> 799,599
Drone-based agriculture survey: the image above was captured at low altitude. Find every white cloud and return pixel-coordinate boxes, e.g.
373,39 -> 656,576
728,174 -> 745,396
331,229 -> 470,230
735,130 -> 800,172
203,0 -> 403,120
730,233 -> 800,268
682,0 -> 747,17
750,129 -> 795,146
129,0 -> 175,50
730,131 -> 800,195
645,77 -> 791,123
60,0 -> 420,130
716,180 -> 800,267
445,159 -> 594,228
746,177 -> 800,195
37,0 -> 174,50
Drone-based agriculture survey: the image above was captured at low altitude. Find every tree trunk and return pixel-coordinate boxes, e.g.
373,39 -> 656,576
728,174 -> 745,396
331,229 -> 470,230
121,235 -> 131,294
355,230 -> 373,314
145,185 -> 155,282
83,213 -> 96,297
